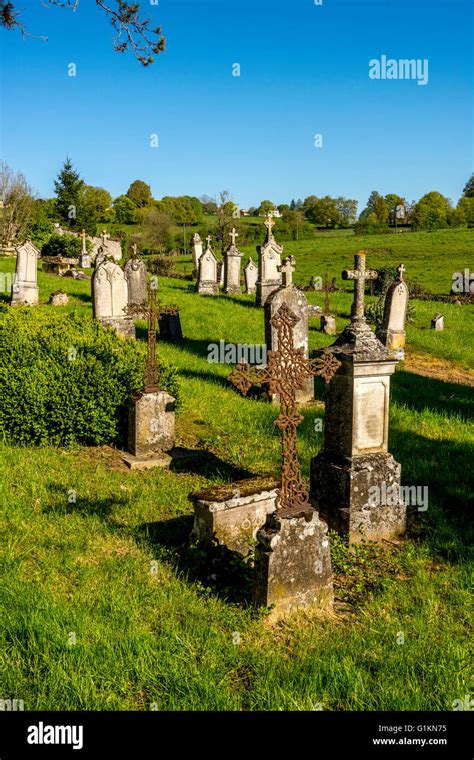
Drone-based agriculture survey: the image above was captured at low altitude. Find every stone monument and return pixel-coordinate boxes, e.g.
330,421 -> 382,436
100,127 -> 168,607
310,251 -> 406,544
125,244 -> 147,307
196,237 -> 219,295
376,264 -> 409,358
11,241 -> 39,305
191,233 -> 203,274
223,228 -> 243,294
92,260 -> 135,339
255,215 -> 283,307
78,229 -> 91,268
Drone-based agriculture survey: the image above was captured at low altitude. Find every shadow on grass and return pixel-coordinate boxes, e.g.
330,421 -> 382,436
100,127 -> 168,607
168,447 -> 255,481
43,483 -> 128,517
137,517 -> 254,605
392,369 -> 474,421
215,293 -> 257,309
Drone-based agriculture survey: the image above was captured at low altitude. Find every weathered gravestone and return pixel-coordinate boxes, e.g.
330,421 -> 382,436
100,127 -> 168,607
227,304 -> 341,622
11,241 -> 39,305
92,260 -> 135,339
256,215 -> 283,306
265,256 -> 314,403
376,263 -> 409,358
223,228 -> 243,294
191,233 -> 203,274
125,245 -> 147,307
431,313 -> 444,331
196,237 -> 219,295
320,271 -> 336,335
310,251 -> 406,544
123,283 -> 176,470
244,257 -> 258,293
78,229 -> 91,268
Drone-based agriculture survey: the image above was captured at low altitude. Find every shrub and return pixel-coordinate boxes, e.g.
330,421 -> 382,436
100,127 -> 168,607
0,309 -> 180,446
41,233 -> 84,259
147,256 -> 176,276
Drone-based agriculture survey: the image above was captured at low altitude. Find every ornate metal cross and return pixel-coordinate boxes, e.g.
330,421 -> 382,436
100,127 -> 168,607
229,227 -> 239,246
228,303 -> 341,518
342,250 -> 378,323
278,256 -> 295,287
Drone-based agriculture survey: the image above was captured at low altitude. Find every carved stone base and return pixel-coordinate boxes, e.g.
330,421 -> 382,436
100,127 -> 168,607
127,390 -> 176,457
376,327 -> 406,360
98,317 -> 135,339
11,284 -> 39,306
197,282 -> 219,295
310,451 -> 406,543
253,509 -> 333,622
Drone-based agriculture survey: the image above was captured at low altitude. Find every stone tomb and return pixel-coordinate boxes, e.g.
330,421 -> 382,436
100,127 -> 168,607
196,238 -> 219,295
11,241 -> 39,305
256,216 -> 283,306
92,260 -> 135,338
310,252 -> 406,543
244,257 -> 258,293
376,263 -> 409,358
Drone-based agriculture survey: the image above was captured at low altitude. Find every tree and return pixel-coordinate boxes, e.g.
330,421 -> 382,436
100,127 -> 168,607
126,180 -> 153,208
41,232 -> 84,258
214,190 -> 238,253
304,196 -> 340,227
54,157 -> 84,228
335,197 -> 358,226
200,195 -> 218,215
0,161 -> 34,244
363,191 -> 389,225
0,1 -> 165,66
77,185 -> 112,233
142,208 -> 174,253
113,195 -> 136,224
457,195 -> 474,225
156,196 -> 204,225
462,175 -> 474,198
27,198 -> 55,247
257,200 -> 275,217
411,192 -> 452,231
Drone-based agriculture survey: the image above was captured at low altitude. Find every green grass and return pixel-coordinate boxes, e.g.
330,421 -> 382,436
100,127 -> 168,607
0,230 -> 473,711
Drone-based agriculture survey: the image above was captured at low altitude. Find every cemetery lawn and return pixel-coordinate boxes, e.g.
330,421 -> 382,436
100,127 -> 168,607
1,231 -> 473,711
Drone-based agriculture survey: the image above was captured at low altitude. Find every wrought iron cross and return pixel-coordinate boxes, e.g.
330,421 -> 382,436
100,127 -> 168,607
228,303 -> 341,518
342,251 -> 378,323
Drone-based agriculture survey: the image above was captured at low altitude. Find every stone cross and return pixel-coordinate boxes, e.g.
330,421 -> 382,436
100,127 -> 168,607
278,256 -> 295,288
101,230 -> 110,245
264,215 -> 275,237
206,235 -> 212,248
323,271 -> 331,316
342,251 -> 378,323
81,229 -> 87,253
229,303 -> 341,517
397,263 -> 406,280
229,227 -> 239,246
131,243 -> 138,258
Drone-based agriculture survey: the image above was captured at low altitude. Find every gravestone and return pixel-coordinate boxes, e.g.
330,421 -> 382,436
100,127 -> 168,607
223,228 -> 243,294
256,215 -> 283,306
158,305 -> 183,342
376,263 -> 409,358
125,246 -> 147,307
310,251 -> 406,544
78,229 -> 91,268
92,260 -> 135,338
90,230 -> 122,263
244,257 -> 258,293
228,303 -> 340,621
11,241 -> 39,305
124,284 -> 176,469
431,313 -> 444,331
196,237 -> 219,295
320,272 -> 336,335
191,233 -> 203,273
265,256 -> 313,403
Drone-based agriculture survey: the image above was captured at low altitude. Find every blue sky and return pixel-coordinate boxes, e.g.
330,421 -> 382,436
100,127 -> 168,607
1,0 -> 472,211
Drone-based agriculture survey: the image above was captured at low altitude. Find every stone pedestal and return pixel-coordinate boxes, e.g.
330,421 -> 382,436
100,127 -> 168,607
189,478 -> 278,555
126,390 -> 176,461
320,314 -> 336,335
79,254 -> 91,269
310,321 -> 406,543
159,312 -> 183,342
99,316 -> 135,339
253,509 -> 333,622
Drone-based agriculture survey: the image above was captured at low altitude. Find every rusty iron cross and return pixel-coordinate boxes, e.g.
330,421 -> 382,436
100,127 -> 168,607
342,250 -> 378,323
125,283 -> 179,393
228,303 -> 341,517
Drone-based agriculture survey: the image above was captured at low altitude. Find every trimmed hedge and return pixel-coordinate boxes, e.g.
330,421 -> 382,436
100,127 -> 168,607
0,309 -> 180,446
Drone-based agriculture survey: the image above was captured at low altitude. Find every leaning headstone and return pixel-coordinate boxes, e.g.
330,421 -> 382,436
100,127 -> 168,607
92,260 -> 135,339
376,263 -> 409,358
124,285 -> 176,469
431,313 -> 444,331
11,241 -> 39,305
256,215 -> 283,306
244,257 -> 258,293
78,229 -> 91,268
191,233 -> 203,274
310,251 -> 406,544
228,303 -> 340,621
125,246 -> 147,307
223,228 -> 243,294
196,237 -> 219,295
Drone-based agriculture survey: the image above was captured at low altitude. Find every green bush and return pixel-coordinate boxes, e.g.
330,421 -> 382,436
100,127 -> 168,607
0,309 -> 180,446
41,233 -> 84,259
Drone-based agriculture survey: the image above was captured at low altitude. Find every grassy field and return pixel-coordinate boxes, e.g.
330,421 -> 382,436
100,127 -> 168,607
0,230 -> 473,711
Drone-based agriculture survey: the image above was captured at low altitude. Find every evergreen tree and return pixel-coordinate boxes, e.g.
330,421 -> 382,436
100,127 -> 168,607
462,174 -> 474,198
54,157 -> 84,227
